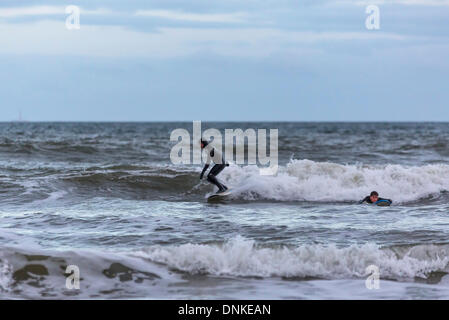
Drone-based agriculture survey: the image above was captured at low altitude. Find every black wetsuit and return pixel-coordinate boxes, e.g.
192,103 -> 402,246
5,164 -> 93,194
359,196 -> 392,204
200,145 -> 229,192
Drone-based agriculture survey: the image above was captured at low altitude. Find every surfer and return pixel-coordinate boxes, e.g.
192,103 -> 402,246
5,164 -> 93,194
200,139 -> 229,193
359,191 -> 392,204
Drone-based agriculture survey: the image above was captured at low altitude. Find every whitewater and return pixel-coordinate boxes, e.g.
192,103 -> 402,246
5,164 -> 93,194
220,160 -> 449,203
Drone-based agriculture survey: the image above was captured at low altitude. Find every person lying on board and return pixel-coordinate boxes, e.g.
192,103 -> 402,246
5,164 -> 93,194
359,191 -> 392,204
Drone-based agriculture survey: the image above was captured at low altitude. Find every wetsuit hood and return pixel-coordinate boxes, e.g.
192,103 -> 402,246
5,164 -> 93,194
200,139 -> 209,148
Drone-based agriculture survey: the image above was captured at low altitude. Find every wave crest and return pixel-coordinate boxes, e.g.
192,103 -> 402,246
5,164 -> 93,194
221,160 -> 449,203
135,236 -> 449,280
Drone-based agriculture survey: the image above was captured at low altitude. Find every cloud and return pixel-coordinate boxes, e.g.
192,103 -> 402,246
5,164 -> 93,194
0,5 -> 112,18
334,0 -> 449,6
0,5 -> 64,17
0,20 -> 408,58
135,10 -> 248,23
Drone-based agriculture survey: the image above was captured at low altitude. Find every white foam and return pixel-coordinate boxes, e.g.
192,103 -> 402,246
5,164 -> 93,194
0,258 -> 13,293
218,160 -> 449,203
135,236 -> 449,280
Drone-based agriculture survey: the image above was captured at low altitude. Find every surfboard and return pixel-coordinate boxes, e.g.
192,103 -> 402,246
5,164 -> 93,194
374,199 -> 392,207
207,189 -> 232,201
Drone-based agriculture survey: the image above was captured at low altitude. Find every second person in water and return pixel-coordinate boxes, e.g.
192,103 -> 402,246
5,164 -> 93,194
359,191 -> 392,204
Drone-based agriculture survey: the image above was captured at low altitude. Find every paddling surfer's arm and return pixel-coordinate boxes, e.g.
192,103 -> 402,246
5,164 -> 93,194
359,196 -> 371,204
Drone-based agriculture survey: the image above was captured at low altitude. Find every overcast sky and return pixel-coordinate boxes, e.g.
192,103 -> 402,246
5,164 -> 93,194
0,0 -> 448,121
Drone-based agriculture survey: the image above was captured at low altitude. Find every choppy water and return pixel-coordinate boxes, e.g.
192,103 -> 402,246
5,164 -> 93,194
1,122 -> 449,299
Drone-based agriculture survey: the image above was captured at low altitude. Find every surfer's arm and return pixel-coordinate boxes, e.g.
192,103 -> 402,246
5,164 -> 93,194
200,164 -> 209,180
359,196 -> 370,204
200,148 -> 213,179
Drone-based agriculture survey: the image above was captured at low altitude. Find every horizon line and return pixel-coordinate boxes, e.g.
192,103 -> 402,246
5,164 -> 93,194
2,120 -> 449,123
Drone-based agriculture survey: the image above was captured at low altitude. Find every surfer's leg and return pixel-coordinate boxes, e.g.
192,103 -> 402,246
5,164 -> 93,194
207,164 -> 227,192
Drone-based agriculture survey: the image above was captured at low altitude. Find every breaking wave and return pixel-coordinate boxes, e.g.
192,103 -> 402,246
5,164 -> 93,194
135,236 -> 449,281
1,236 -> 449,298
221,160 -> 449,203
3,159 -> 449,204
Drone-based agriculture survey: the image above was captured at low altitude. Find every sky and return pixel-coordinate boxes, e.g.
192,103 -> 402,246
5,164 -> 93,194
0,0 -> 448,122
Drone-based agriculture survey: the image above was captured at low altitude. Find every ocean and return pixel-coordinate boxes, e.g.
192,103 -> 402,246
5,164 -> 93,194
1,122 -> 449,299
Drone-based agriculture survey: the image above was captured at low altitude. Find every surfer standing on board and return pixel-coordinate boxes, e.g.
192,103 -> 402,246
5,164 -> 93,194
200,139 -> 229,193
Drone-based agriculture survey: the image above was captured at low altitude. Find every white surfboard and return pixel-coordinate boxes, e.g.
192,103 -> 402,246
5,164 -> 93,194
207,189 -> 232,201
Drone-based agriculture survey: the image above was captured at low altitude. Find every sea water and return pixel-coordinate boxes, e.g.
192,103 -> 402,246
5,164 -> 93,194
0,122 -> 448,299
